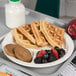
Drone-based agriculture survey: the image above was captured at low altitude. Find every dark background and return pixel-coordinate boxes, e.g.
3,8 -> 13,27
35,0 -> 60,18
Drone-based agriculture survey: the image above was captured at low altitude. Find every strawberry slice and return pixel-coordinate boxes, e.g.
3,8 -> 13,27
51,49 -> 59,59
37,50 -> 46,57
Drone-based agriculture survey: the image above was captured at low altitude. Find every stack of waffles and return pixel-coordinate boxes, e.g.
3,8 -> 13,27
12,20 -> 65,49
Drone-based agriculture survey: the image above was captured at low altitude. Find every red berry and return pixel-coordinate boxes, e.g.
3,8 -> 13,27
51,49 -> 59,59
37,50 -> 46,57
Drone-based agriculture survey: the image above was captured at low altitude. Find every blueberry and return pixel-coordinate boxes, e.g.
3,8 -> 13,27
48,54 -> 57,62
34,57 -> 42,63
54,46 -> 61,54
43,53 -> 48,59
60,48 -> 65,54
42,59 -> 47,63
59,48 -> 65,58
54,46 -> 59,50
54,46 -> 62,58
45,50 -> 51,55
56,50 -> 61,58
59,54 -> 62,58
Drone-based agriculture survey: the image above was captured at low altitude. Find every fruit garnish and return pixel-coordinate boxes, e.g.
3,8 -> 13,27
59,48 -> 65,58
43,53 -> 49,59
54,46 -> 59,50
45,50 -> 51,55
37,50 -> 46,57
60,48 -> 65,54
34,47 -> 66,64
54,46 -> 65,58
67,19 -> 76,39
51,49 -> 59,59
42,58 -> 47,63
48,54 -> 57,62
34,57 -> 42,63
54,46 -> 61,56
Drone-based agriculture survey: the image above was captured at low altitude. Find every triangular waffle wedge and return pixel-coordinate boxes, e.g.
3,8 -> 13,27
31,21 -> 48,46
17,24 -> 35,44
12,28 -> 38,49
40,20 -> 65,48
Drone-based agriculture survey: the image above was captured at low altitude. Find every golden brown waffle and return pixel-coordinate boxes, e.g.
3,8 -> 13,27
40,20 -> 65,48
31,21 -> 48,46
12,20 -> 65,48
17,24 -> 35,44
12,28 -> 38,49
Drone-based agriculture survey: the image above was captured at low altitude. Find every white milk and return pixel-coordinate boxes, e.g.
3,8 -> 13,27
5,0 -> 26,28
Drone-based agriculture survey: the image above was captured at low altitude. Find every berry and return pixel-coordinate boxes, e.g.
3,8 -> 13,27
40,50 -> 46,54
37,50 -> 46,57
43,53 -> 49,59
54,46 -> 61,56
34,57 -> 42,63
54,46 -> 59,50
51,49 -> 59,59
45,50 -> 51,58
48,54 -> 57,62
59,48 -> 65,58
60,48 -> 65,54
42,59 -> 47,63
45,50 -> 51,55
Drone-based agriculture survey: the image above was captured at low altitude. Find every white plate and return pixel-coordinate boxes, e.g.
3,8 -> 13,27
2,32 -> 74,68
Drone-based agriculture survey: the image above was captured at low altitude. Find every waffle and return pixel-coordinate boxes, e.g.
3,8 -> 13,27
12,28 -> 38,49
12,20 -> 65,48
40,20 -> 65,48
31,21 -> 48,46
17,24 -> 35,44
